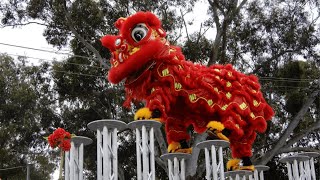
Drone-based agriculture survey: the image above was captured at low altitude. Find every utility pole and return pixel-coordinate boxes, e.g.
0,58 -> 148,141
26,164 -> 30,180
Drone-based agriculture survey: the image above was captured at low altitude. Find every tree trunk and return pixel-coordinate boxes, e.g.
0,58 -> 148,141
254,89 -> 320,165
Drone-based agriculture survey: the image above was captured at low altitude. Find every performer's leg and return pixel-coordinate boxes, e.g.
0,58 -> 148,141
166,117 -> 192,153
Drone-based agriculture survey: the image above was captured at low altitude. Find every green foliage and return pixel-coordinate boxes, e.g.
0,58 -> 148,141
0,54 -> 56,179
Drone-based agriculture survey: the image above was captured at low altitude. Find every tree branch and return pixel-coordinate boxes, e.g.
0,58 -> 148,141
60,2 -> 105,68
278,147 -> 320,154
207,0 -> 221,30
180,9 -> 190,42
0,21 -> 49,28
186,133 -> 208,177
155,128 -> 168,155
256,89 -> 320,165
282,119 -> 320,149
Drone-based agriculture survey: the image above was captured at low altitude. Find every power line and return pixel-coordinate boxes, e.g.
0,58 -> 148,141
0,166 -> 25,171
0,42 -> 70,55
0,42 -> 98,61
0,44 -> 317,83
54,70 -> 105,78
1,52 -> 104,69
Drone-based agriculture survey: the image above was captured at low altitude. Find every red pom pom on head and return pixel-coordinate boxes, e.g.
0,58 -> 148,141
115,17 -> 127,29
101,35 -> 117,52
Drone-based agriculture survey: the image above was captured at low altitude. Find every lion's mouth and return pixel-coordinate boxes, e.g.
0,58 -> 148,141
125,61 -> 156,85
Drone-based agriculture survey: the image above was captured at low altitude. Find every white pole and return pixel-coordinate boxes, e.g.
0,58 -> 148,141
211,145 -> 218,180
70,141 -> 75,180
136,129 -> 142,180
65,136 -> 92,180
298,152 -> 320,180
112,128 -> 118,180
218,146 -> 225,180
205,148 -> 211,179
161,153 -> 191,180
128,120 -> 162,180
180,158 -> 185,180
168,159 -> 173,180
173,157 -> 179,180
310,158 -> 316,180
79,143 -> 84,180
225,170 -> 253,180
97,129 -> 102,180
298,161 -> 304,179
251,165 -> 269,180
142,125 -> 149,180
107,131 -> 112,179
280,155 -> 310,180
196,140 -> 229,180
88,120 -> 127,180
74,143 -> 79,180
103,126 -> 108,180
150,127 -> 155,180
293,160 -> 299,180
65,151 -> 70,180
287,162 -> 293,180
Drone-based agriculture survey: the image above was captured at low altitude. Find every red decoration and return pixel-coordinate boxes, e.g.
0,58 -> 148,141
101,11 -> 274,164
47,128 -> 72,151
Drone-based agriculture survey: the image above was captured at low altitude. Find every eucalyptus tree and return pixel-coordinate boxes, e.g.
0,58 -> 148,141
0,54 -> 58,179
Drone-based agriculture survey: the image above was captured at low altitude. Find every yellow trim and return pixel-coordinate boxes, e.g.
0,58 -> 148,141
151,88 -> 155,93
239,102 -> 247,110
250,112 -> 255,118
226,92 -> 232,99
189,94 -> 197,102
222,105 -> 228,110
162,68 -> 169,76
227,71 -> 233,77
174,82 -> 182,90
226,81 -> 232,87
156,64 -> 252,112
253,100 -> 261,107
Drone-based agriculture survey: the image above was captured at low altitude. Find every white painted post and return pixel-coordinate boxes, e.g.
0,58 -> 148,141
280,155 -> 310,180
196,140 -> 230,180
161,153 -> 192,180
128,120 -> 162,180
88,119 -> 127,180
64,136 -> 93,180
248,165 -> 269,180
298,152 -> 320,180
225,170 -> 253,180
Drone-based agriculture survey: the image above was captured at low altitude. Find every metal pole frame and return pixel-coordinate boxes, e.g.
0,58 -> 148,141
128,120 -> 162,180
279,155 -> 310,180
64,136 -> 93,180
298,152 -> 320,180
196,140 -> 230,180
161,153 -> 191,180
88,119 -> 127,180
248,165 -> 270,180
225,170 -> 253,180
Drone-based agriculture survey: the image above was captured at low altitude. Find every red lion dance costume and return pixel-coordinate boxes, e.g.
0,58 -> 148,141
101,11 -> 274,170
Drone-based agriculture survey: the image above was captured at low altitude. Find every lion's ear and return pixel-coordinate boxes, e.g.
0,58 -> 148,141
100,35 -> 117,52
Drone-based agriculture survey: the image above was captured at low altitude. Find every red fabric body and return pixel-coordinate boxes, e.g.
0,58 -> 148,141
101,11 -> 275,159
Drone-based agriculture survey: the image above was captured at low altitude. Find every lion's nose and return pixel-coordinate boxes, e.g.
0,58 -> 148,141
120,44 -> 128,52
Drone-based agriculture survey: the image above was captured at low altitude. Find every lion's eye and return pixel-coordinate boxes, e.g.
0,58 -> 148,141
115,38 -> 121,47
131,23 -> 148,42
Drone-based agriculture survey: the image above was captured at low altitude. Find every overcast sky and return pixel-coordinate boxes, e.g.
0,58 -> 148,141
0,1 -> 212,67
